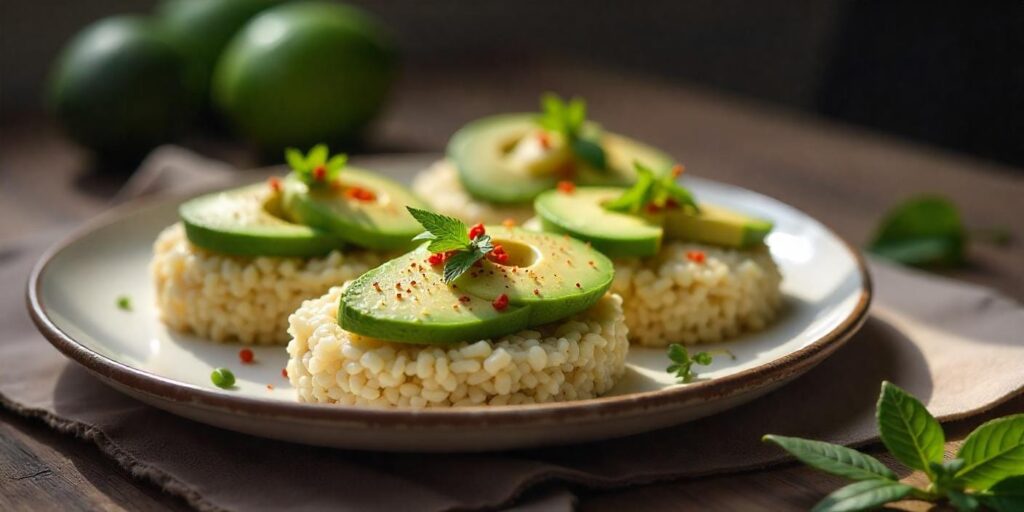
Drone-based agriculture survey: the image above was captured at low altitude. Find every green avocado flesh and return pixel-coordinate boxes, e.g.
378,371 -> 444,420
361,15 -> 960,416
281,169 -> 429,251
448,114 -> 673,204
535,188 -> 663,258
663,203 -> 773,248
534,187 -> 773,257
180,183 -> 344,257
338,227 -> 614,344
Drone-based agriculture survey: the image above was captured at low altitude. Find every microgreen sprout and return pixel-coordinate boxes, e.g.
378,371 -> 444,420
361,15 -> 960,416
284,144 -> 348,187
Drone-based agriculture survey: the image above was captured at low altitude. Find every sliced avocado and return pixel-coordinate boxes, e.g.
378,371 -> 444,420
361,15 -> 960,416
454,227 -> 615,325
534,187 -> 663,258
338,227 -> 614,344
180,183 -> 344,257
448,114 -> 673,204
663,203 -> 773,248
281,168 -> 429,250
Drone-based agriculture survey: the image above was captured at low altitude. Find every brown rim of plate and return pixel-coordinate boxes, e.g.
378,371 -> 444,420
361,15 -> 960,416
26,187 -> 872,429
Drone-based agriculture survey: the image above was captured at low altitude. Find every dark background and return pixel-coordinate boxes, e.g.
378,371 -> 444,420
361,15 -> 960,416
3,0 -> 1023,169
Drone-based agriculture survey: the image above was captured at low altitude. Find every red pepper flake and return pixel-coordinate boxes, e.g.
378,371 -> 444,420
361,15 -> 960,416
281,368 -> 288,378
575,282 -> 582,288
266,384 -> 274,390
239,348 -> 254,364
468,223 -> 486,240
458,295 -> 471,303
428,253 -> 444,266
395,282 -> 403,290
502,218 -> 517,228
672,164 -> 685,178
344,186 -> 376,202
533,288 -> 540,296
373,282 -> 382,293
665,197 -> 680,209
492,293 -> 509,311
645,202 -> 661,214
687,250 -> 706,263
410,280 -> 417,287
396,293 -> 403,301
268,177 -> 282,192
313,165 -> 327,181
537,132 -> 551,149
488,244 -> 509,265
557,180 -> 576,194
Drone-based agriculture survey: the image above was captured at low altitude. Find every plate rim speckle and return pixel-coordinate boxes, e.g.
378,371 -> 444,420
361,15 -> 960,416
26,176 -> 872,432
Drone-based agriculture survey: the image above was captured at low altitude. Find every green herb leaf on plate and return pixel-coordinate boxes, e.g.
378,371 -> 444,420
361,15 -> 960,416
284,144 -> 348,187
537,92 -> 608,171
666,343 -> 714,384
605,162 -> 699,214
810,479 -> 915,512
868,196 -> 966,267
762,435 -> 897,482
954,414 -> 1024,490
407,207 -> 471,253
876,381 -> 945,476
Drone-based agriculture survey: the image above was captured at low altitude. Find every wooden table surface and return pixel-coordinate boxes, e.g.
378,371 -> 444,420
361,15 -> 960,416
1,62 -> 1022,511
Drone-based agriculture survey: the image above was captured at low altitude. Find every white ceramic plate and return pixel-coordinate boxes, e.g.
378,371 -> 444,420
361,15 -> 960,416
28,155 -> 870,452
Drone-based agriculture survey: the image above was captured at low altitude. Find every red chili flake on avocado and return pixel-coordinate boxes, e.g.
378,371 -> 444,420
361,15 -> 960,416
458,295 -> 471,303
428,253 -> 444,266
537,132 -> 551,149
268,177 -> 282,192
575,282 -> 582,288
373,282 -> 382,293
533,289 -> 540,296
396,293 -> 403,301
557,180 -> 576,194
468,223 -> 486,240
313,165 -> 327,181
687,250 -> 706,263
239,348 -> 254,364
344,186 -> 376,202
488,244 -> 509,264
492,293 -> 509,311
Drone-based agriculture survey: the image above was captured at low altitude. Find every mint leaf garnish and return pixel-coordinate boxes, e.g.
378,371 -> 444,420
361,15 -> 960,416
284,144 -> 347,187
406,207 -> 495,283
666,343 -> 715,383
537,92 -> 607,171
605,161 -> 699,214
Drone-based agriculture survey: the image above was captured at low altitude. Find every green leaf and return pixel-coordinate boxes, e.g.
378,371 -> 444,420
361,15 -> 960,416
442,242 -> 489,283
571,137 -> 607,170
566,97 -> 586,133
662,177 -> 701,212
811,480 -> 915,512
868,196 -> 965,267
981,475 -> 1024,512
946,490 -> 981,511
307,144 -> 328,167
406,207 -> 470,252
955,414 -> 1024,490
876,381 -> 945,475
285,148 -> 306,172
762,435 -> 897,481
327,154 -> 348,172
604,163 -> 655,213
665,343 -> 714,383
692,352 -> 713,365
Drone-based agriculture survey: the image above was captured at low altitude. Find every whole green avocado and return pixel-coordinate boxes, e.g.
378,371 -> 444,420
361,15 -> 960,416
157,0 -> 282,106
48,16 -> 197,157
213,2 -> 396,152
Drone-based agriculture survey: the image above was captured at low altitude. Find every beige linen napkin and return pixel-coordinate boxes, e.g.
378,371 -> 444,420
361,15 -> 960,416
1,147 -> 1022,511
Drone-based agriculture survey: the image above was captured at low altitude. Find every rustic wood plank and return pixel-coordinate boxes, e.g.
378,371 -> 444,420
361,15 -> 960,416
0,408 -> 189,512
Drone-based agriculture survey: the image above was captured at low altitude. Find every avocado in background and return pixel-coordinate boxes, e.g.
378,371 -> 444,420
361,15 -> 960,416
48,16 -> 198,157
213,2 -> 396,152
157,0 -> 281,110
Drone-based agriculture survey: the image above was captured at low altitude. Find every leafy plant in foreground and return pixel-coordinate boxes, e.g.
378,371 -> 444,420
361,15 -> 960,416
764,381 -> 1024,511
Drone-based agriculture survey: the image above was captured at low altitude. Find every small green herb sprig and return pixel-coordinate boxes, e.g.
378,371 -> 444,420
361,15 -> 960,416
605,161 -> 700,214
869,196 -> 1011,268
285,144 -> 348,187
665,343 -> 733,383
537,92 -> 607,171
116,295 -> 132,311
764,381 -> 1024,512
407,207 -> 494,283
